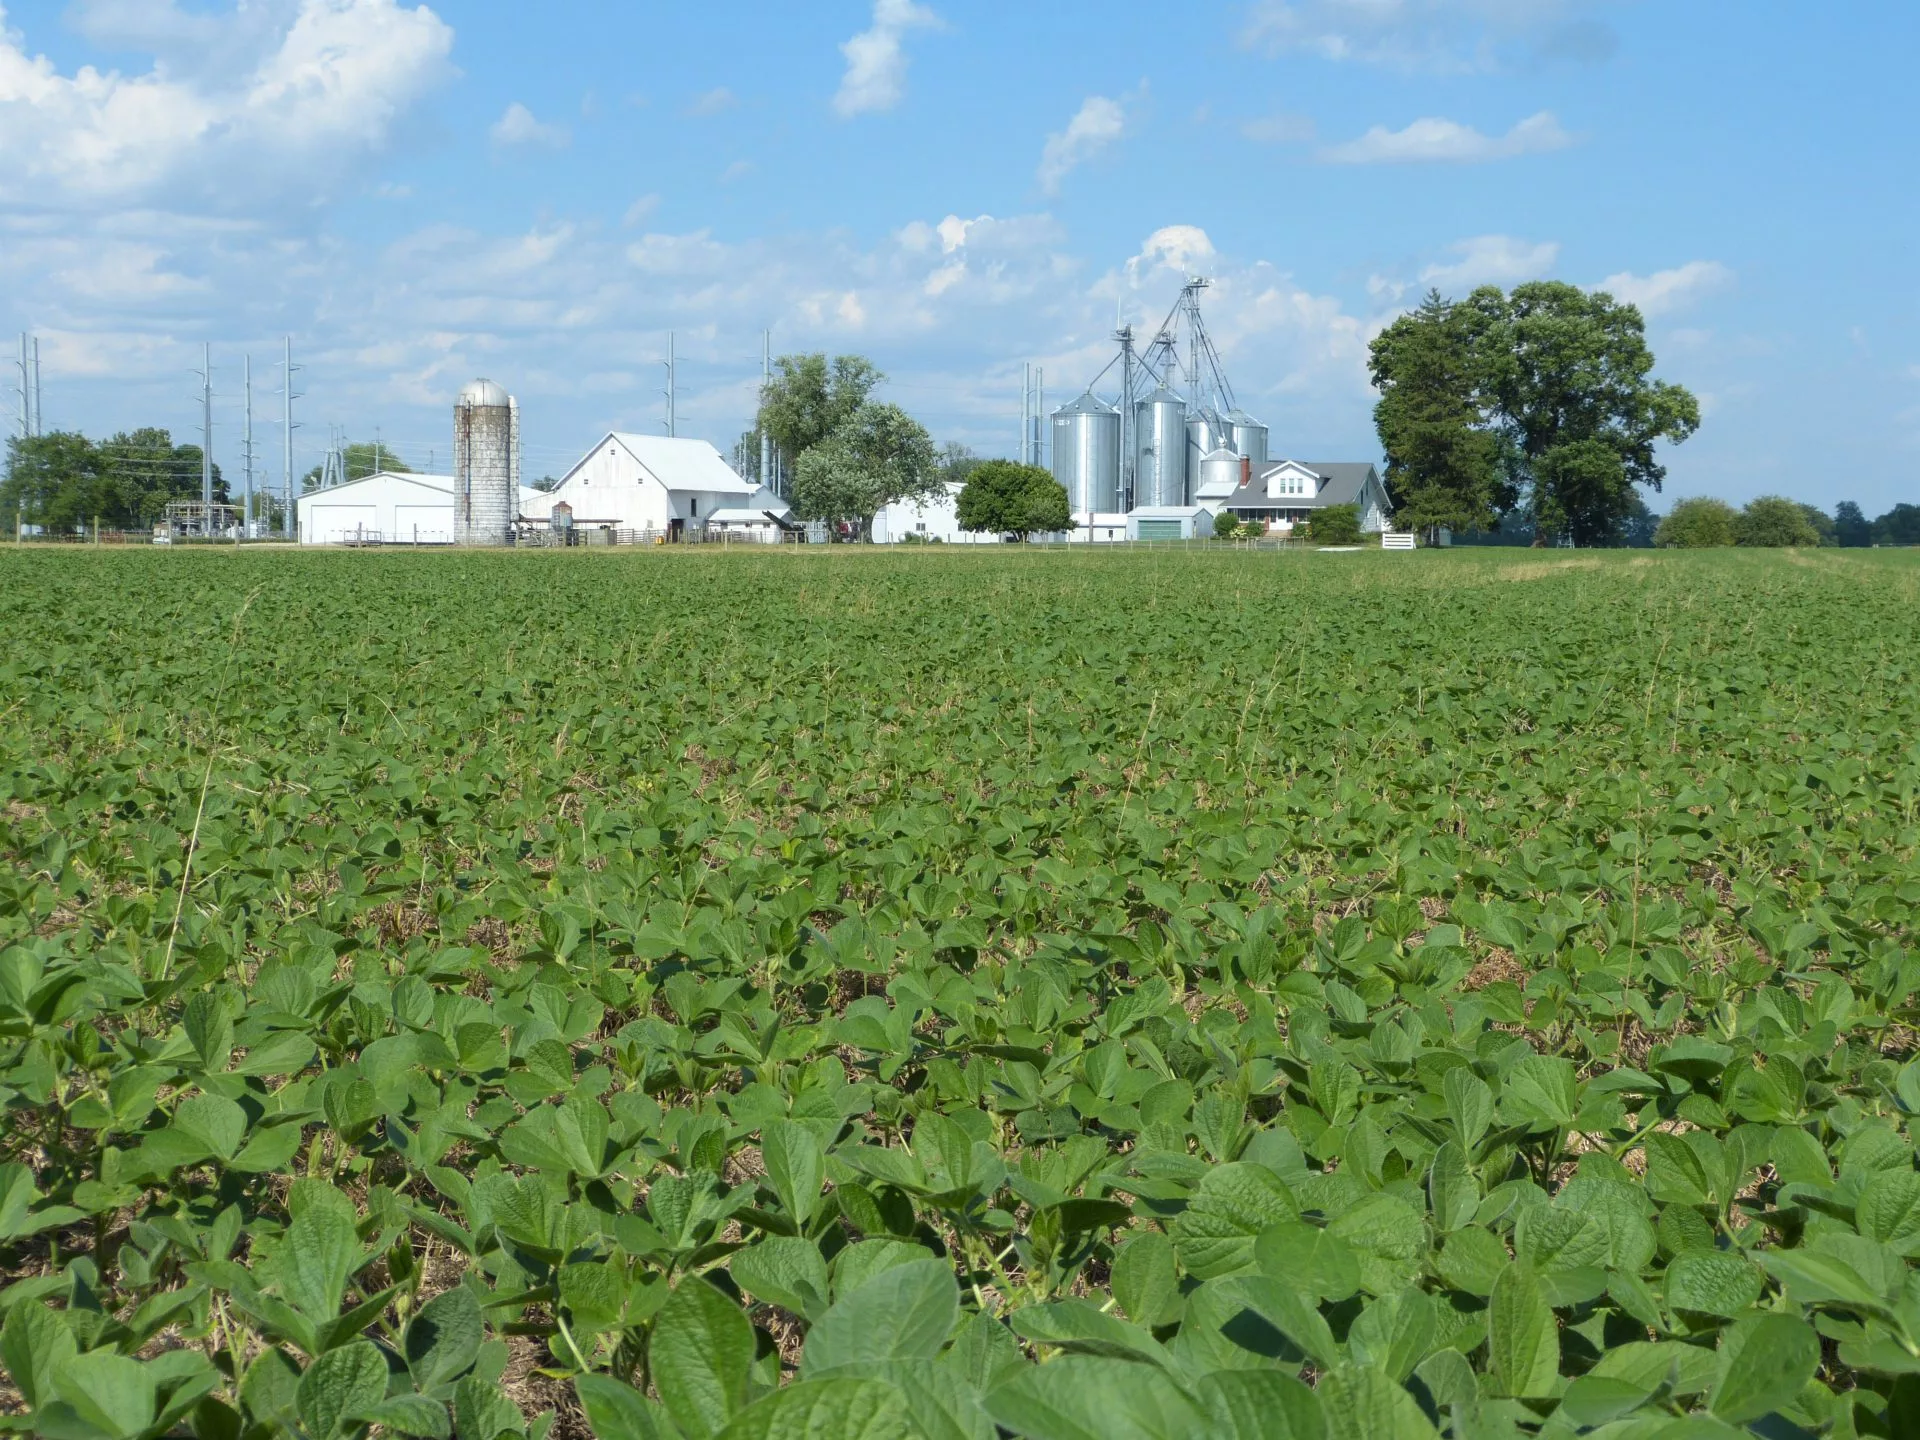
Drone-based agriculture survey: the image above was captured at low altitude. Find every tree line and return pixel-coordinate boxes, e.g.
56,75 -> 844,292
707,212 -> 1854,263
1,430 -> 244,532
1655,495 -> 1919,548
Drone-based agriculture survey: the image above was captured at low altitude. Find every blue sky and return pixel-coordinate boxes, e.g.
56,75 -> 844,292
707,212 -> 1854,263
2,1 -> 1916,513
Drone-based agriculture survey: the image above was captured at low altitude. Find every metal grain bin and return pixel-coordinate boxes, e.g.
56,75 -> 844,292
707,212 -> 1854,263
1051,392 -> 1121,513
1227,408 -> 1269,467
1186,407 -> 1231,487
1134,387 -> 1188,508
453,378 -> 518,546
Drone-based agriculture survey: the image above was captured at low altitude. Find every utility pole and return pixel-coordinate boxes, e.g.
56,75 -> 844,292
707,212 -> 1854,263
14,336 -> 26,440
1036,366 -> 1045,471
662,332 -> 676,437
760,330 -> 772,495
282,337 -> 301,540
243,354 -> 254,538
374,426 -> 383,477
1022,362 -> 1031,465
31,338 -> 40,437
200,343 -> 213,517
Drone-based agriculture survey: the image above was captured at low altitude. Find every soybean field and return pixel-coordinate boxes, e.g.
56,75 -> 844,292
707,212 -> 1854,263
2,544 -> 1919,1440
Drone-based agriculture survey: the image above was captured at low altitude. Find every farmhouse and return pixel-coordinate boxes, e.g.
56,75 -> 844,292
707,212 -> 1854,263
520,433 -> 787,540
1195,459 -> 1393,535
296,471 -> 544,546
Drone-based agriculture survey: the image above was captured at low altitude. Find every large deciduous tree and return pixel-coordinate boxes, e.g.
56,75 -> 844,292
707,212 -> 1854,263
1654,497 -> 1736,548
789,401 -> 940,538
955,460 -> 1069,541
1467,282 -> 1700,546
1834,501 -> 1873,547
757,354 -> 884,473
1371,282 -> 1700,546
1368,290 -> 1510,536
4,429 -> 222,531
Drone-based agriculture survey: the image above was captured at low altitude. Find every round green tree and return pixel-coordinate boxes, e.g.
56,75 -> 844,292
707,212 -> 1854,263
1654,497 -> 1737,548
1736,495 -> 1822,547
1307,504 -> 1362,545
956,461 -> 1070,542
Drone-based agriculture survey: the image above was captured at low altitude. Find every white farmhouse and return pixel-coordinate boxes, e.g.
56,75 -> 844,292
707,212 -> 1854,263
1198,459 -> 1394,535
519,434 -> 765,540
297,472 -> 544,546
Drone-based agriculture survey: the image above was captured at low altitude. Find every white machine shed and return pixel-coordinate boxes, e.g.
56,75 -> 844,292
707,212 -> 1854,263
297,472 -> 543,546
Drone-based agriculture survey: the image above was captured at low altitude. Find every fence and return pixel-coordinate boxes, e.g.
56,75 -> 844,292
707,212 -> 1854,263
1381,531 -> 1416,550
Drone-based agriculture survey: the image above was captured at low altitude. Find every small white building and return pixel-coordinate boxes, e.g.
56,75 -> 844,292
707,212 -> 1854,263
1065,512 -> 1131,544
296,472 -> 547,546
705,489 -> 799,544
520,433 -> 758,538
1127,506 -> 1218,541
872,482 -> 1003,544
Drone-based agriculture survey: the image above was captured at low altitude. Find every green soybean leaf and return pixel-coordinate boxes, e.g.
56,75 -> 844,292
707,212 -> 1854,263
1318,1364 -> 1440,1440
573,1374 -> 680,1440
1488,1266 -> 1559,1399
715,1378 -> 911,1440
732,1236 -> 832,1321
405,1284 -> 483,1391
1708,1313 -> 1820,1424
652,1277 -> 756,1439
803,1257 -> 958,1375
1172,1162 -> 1299,1279
44,1350 -> 157,1440
985,1355 -> 1207,1440
295,1341 -> 386,1440
1665,1250 -> 1763,1319
762,1120 -> 825,1227
1196,1370 -> 1325,1440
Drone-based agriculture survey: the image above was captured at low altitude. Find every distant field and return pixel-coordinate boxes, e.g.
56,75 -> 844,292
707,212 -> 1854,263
2,545 -> 1917,1438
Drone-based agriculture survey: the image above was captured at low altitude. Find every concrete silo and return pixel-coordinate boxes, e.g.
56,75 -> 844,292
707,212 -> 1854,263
453,378 -> 519,546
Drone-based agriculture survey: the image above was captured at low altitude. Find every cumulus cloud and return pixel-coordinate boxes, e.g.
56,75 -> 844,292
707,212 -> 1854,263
0,0 -> 454,209
1240,0 -> 1619,72
1321,110 -> 1572,163
686,86 -> 736,117
833,0 -> 940,117
1420,235 -> 1561,290
491,102 -> 571,150
1038,94 -> 1131,195
1597,260 -> 1733,317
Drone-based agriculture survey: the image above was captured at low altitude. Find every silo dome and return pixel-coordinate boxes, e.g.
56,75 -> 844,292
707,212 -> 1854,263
459,378 -> 512,408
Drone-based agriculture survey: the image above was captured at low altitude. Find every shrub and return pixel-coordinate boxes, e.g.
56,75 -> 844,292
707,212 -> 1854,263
1212,511 -> 1240,539
1735,495 -> 1823,548
1654,497 -> 1737,548
1306,504 -> 1361,545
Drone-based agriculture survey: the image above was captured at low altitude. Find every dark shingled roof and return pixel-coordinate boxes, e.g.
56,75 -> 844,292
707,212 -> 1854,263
1230,461 -> 1386,510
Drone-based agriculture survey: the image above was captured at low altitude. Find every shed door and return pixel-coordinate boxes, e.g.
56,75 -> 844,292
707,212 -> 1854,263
393,505 -> 451,544
310,505 -> 377,544
1136,520 -> 1182,541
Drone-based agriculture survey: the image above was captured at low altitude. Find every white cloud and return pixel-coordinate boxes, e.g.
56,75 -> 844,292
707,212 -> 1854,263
491,102 -> 570,150
1038,94 -> 1131,195
1321,110 -> 1572,163
718,160 -> 754,184
1597,260 -> 1733,317
0,0 -> 454,209
833,0 -> 940,118
623,194 -> 661,227
1420,235 -> 1561,290
1241,113 -> 1316,145
686,87 -> 736,117
1240,0 -> 1619,72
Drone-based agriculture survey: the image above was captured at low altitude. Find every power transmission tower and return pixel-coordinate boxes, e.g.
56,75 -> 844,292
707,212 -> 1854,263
31,338 -> 40,438
282,338 -> 301,539
13,336 -> 27,440
662,332 -> 676,437
243,355 -> 255,536
760,330 -> 772,494
199,343 -> 213,512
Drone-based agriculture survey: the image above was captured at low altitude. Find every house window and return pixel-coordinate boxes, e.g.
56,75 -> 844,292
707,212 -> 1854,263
691,499 -> 699,517
917,522 -> 926,531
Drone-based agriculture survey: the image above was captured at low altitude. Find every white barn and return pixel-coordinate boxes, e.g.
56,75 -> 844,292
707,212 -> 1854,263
520,434 -> 764,539
872,482 -> 1004,544
296,472 -> 545,546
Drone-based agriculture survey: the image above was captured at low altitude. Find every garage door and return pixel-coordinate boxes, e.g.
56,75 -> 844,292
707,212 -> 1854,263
392,504 -> 452,545
309,505 -> 378,544
1136,520 -> 1182,541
